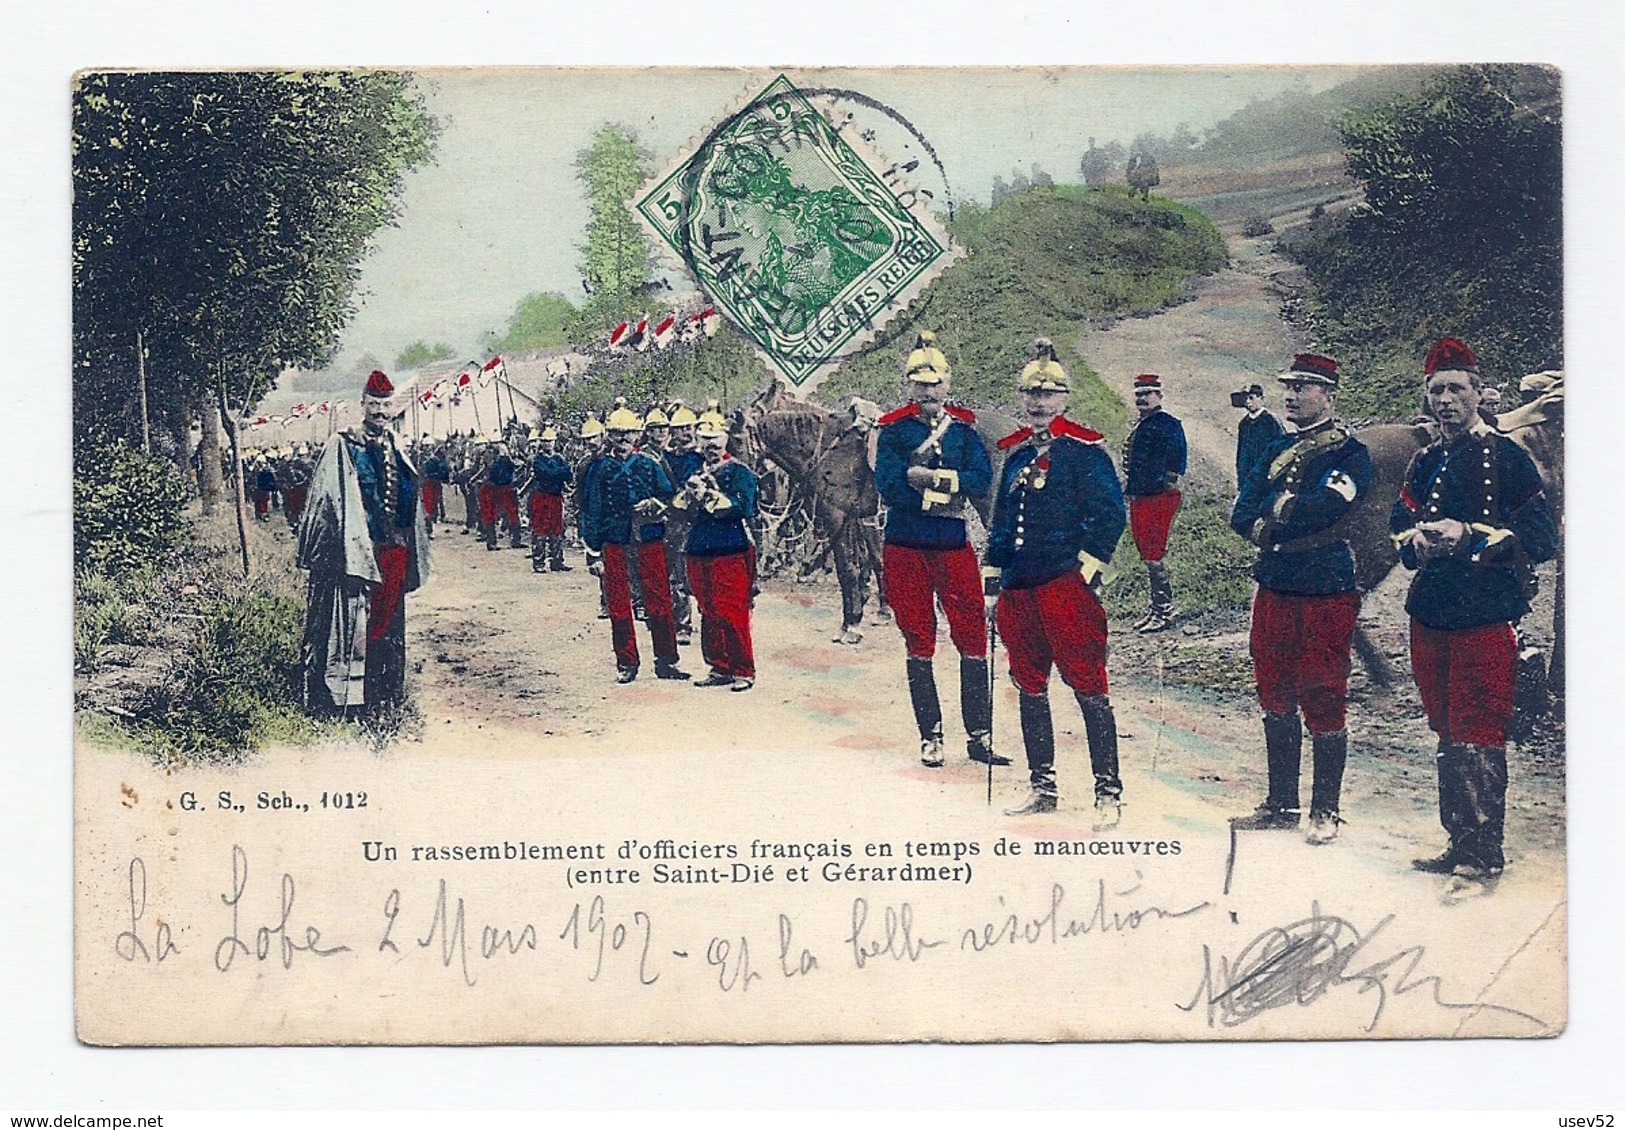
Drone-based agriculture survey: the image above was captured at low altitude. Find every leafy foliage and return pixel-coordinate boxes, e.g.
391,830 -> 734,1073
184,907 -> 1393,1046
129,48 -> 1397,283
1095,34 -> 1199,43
571,125 -> 660,337
820,185 -> 1226,442
486,291 -> 577,355
73,71 -> 439,446
395,340 -> 456,369
73,435 -> 192,575
1281,65 -> 1562,418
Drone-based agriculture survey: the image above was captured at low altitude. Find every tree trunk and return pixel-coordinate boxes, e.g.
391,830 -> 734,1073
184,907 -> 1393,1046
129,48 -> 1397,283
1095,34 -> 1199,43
218,377 -> 252,578
136,329 -> 151,455
198,396 -> 225,514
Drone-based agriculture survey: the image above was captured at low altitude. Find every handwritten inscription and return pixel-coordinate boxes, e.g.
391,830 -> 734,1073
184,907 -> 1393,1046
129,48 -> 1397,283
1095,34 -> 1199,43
1179,901 -> 1549,1033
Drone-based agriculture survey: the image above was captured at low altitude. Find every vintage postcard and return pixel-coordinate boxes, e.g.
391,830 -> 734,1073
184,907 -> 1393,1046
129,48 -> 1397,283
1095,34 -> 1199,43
72,65 -> 1567,1045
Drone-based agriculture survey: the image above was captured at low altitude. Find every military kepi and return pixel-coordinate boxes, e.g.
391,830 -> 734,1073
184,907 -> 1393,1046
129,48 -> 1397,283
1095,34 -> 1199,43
1280,353 -> 1340,386
364,369 -> 394,398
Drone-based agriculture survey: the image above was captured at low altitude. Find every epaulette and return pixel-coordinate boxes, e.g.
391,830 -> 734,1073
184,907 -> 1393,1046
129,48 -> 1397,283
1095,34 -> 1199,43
944,403 -> 977,424
877,403 -> 921,426
1051,417 -> 1103,443
996,427 -> 1035,451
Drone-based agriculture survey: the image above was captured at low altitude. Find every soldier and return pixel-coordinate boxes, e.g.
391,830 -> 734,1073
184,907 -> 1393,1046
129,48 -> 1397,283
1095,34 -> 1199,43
421,443 -> 451,535
282,444 -> 312,531
1392,338 -> 1558,901
574,416 -> 611,620
984,346 -> 1128,820
1233,382 -> 1285,486
251,455 -> 277,521
873,331 -> 1002,769
527,426 -> 573,572
296,370 -> 430,716
672,404 -> 759,691
623,406 -> 686,676
1230,353 -> 1373,844
1122,373 -> 1187,633
483,440 -> 523,550
663,402 -> 703,645
458,434 -> 486,536
579,405 -> 688,684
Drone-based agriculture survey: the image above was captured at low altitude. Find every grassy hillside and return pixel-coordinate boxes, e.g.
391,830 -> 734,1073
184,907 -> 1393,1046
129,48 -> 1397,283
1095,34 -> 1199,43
819,184 -> 1226,442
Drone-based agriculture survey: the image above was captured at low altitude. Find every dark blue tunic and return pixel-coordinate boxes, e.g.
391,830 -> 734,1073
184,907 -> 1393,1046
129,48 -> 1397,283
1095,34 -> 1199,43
1236,409 -> 1286,485
986,420 -> 1126,591
1123,408 -> 1188,498
685,460 -> 758,558
1390,426 -> 1557,630
873,405 -> 993,551
1230,420 -> 1373,596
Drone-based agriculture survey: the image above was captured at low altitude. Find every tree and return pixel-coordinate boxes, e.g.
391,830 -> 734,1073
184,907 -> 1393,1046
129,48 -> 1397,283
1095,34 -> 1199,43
395,340 -> 456,369
485,292 -> 577,354
73,71 -> 437,563
1287,65 -> 1561,415
572,125 -> 658,336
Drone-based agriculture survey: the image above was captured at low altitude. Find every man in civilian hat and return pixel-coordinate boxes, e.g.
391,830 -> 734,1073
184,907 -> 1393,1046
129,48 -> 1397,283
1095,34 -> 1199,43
296,369 -> 430,716
873,330 -> 1002,769
1391,337 -> 1557,902
1230,353 -> 1371,844
1122,373 -> 1188,633
1234,382 -> 1285,486
985,340 -> 1128,822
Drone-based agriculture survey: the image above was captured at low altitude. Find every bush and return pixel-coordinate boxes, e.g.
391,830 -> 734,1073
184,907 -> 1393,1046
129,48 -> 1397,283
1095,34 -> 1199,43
134,577 -> 312,759
74,437 -> 191,576
1241,210 -> 1275,238
73,566 -> 161,673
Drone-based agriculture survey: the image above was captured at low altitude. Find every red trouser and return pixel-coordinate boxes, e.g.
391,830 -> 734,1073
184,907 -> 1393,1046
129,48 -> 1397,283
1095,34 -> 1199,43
1410,619 -> 1517,746
881,542 -> 987,659
996,570 -> 1109,696
1250,587 -> 1360,734
476,484 -> 494,527
529,492 -> 564,536
421,480 -> 442,518
284,484 -> 309,523
253,491 -> 271,519
688,552 -> 755,678
1129,489 -> 1181,562
367,543 -> 409,643
603,543 -> 679,669
489,485 -> 519,529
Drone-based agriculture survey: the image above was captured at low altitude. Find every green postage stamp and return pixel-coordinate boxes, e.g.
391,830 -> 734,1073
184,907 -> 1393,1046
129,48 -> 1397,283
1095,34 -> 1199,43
636,74 -> 960,391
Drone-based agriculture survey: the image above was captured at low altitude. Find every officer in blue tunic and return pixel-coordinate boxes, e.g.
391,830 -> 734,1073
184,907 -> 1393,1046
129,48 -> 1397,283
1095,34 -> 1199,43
1391,337 -> 1558,901
985,342 -> 1128,821
663,403 -> 705,645
873,331 -> 1000,769
1230,353 -> 1373,845
527,426 -> 573,572
1122,374 -> 1188,632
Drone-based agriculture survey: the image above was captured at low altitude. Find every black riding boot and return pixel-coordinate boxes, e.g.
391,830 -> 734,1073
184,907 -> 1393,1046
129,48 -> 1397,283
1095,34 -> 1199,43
1006,692 -> 1058,814
906,657 -> 944,766
961,657 -> 1007,765
1232,711 -> 1302,829
1075,693 -> 1122,799
1306,728 -> 1349,843
1414,742 -> 1466,872
1454,744 -> 1508,874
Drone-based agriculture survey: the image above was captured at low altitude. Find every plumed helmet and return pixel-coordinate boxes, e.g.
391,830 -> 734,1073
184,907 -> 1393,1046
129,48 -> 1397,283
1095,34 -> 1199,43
578,416 -> 605,439
668,402 -> 699,427
696,398 -> 729,438
643,406 -> 671,427
903,329 -> 949,384
1017,337 -> 1070,392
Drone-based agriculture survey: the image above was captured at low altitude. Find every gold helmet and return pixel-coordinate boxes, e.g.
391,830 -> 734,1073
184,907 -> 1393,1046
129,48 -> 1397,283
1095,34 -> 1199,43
540,425 -> 558,441
696,398 -> 729,439
643,406 -> 671,427
668,402 -> 699,428
1018,336 -> 1071,392
578,416 -> 605,439
606,396 -> 645,432
903,329 -> 950,385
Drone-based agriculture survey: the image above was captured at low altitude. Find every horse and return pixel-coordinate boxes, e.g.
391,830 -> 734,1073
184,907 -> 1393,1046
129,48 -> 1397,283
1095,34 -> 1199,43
735,382 -> 1023,644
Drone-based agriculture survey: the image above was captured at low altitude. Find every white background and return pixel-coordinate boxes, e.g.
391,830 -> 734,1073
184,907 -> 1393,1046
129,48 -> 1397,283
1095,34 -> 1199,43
3,0 -> 1621,1110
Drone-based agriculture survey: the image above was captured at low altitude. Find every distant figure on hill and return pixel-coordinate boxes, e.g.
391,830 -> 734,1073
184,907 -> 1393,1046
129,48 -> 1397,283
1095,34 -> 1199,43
1126,152 -> 1159,200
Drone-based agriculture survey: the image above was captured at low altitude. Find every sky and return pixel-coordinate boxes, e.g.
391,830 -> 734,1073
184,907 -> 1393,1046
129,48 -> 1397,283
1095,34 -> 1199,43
323,66 -> 1353,377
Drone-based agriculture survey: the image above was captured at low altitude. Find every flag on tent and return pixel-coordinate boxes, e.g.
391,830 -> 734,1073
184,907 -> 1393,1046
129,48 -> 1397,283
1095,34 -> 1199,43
652,314 -> 677,349
608,321 -> 632,350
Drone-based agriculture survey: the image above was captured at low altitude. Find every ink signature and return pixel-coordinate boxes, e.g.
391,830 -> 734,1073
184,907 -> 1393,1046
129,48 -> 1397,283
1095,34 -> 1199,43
1179,901 -> 1548,1033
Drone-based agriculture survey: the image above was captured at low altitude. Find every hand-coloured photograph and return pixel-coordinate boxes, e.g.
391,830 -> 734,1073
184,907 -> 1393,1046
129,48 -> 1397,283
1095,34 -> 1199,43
72,65 -> 1566,1045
